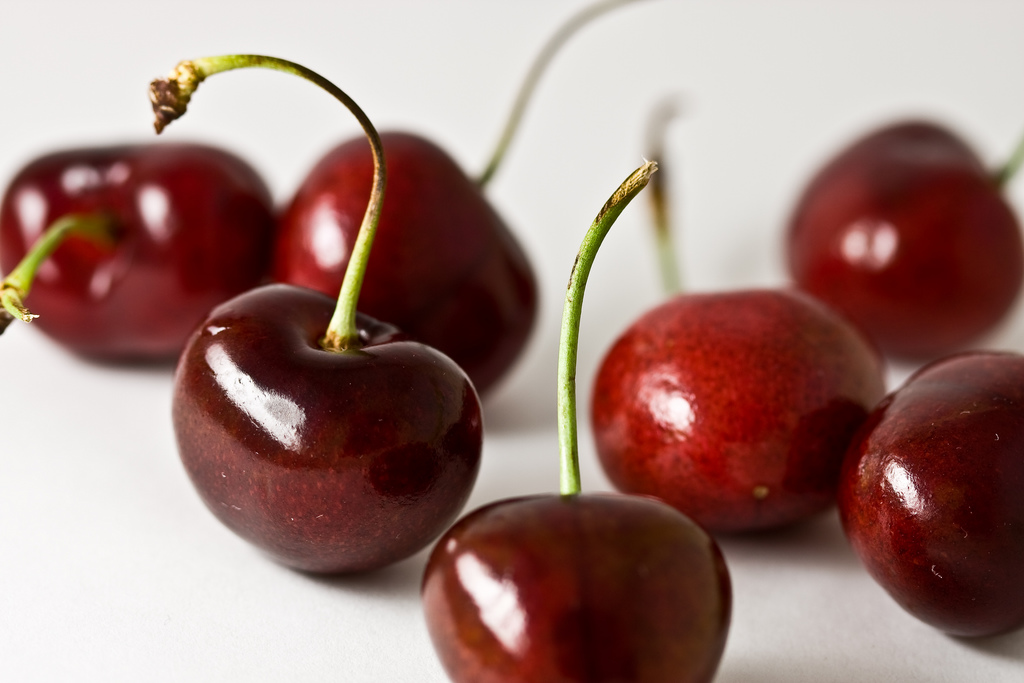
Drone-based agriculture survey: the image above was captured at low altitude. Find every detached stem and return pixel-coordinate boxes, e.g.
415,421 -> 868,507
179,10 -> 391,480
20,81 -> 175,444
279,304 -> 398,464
149,54 -> 385,351
995,127 -> 1024,188
558,161 -> 657,496
477,0 -> 647,188
645,95 -> 684,295
0,213 -> 113,331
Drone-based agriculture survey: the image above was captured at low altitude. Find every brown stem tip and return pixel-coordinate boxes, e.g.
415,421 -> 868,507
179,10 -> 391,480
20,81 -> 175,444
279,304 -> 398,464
149,61 -> 202,133
596,160 -> 658,224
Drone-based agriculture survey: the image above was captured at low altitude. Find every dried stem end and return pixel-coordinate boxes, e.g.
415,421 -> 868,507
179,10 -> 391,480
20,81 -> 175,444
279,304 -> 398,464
149,61 -> 203,133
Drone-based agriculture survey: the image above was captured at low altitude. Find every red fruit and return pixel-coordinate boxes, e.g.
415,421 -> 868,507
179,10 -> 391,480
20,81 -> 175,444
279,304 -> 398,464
422,494 -> 731,683
274,132 -> 537,394
838,351 -> 1024,636
0,144 -> 275,360
172,284 -> 482,573
592,288 -> 885,533
787,121 -> 1024,360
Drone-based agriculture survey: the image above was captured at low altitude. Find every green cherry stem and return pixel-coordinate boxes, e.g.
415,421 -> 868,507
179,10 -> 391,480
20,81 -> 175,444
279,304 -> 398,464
995,127 -> 1024,189
558,160 -> 657,496
477,0 -> 649,188
0,213 -> 113,332
149,54 -> 385,351
645,95 -> 684,295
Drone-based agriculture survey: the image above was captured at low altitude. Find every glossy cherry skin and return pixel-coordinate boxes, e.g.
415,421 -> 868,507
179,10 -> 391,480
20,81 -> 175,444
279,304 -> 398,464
592,289 -> 885,533
273,132 -> 537,395
171,284 -> 483,573
0,144 -> 275,360
787,121 -> 1024,360
838,352 -> 1024,636
422,493 -> 731,683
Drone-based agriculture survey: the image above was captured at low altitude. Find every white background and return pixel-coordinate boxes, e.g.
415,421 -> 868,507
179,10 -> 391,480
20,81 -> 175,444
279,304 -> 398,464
2,1 -> 1024,680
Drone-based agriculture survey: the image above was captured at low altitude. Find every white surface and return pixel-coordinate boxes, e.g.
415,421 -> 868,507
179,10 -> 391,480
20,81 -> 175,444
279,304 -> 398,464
3,1 -> 1024,681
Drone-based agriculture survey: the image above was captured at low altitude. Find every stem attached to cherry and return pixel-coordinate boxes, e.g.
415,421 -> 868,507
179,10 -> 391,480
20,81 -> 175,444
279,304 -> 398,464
477,0 -> 649,188
645,95 -> 684,295
0,213 -> 114,333
995,127 -> 1024,189
149,54 -> 385,352
558,161 -> 657,496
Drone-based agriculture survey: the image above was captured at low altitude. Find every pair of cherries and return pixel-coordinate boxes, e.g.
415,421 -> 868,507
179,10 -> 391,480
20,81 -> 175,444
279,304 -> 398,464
0,127 -> 534,397
590,114 -> 1024,641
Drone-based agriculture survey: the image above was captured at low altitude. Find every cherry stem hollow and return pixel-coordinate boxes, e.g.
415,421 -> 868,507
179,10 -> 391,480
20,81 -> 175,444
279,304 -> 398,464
149,54 -> 385,351
995,127 -> 1024,188
0,213 -> 113,332
645,95 -> 684,295
558,161 -> 657,496
477,0 -> 648,188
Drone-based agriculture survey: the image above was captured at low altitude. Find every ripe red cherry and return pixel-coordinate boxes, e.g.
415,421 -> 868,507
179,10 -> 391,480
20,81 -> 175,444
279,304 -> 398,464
838,351 -> 1024,637
592,288 -> 885,533
0,143 -> 274,360
423,162 -> 731,682
274,132 -> 537,394
173,284 -> 482,573
156,54 -> 483,573
787,121 -> 1024,360
423,494 -> 731,683
269,0 -> 646,394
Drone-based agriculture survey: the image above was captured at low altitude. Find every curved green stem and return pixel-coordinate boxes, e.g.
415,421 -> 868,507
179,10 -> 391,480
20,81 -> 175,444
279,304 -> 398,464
149,54 -> 385,351
558,161 -> 657,496
477,0 -> 648,188
645,95 -> 684,295
995,127 -> 1024,188
0,213 -> 113,332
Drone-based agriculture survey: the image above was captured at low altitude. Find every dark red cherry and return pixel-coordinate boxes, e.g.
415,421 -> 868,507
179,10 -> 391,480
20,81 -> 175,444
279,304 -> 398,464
158,54 -> 484,574
787,121 -> 1024,360
422,494 -> 731,683
172,284 -> 482,573
838,351 -> 1024,636
273,132 -> 537,394
0,143 -> 275,360
592,288 -> 885,533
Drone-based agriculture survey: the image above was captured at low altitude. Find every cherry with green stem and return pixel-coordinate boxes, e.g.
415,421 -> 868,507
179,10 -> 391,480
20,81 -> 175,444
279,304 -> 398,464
422,161 -> 731,683
0,142 -> 275,359
159,54 -> 482,574
273,0 -> 648,396
590,106 -> 886,533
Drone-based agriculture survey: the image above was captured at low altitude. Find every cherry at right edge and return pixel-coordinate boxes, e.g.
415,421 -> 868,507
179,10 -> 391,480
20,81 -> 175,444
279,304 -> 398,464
838,351 -> 1024,637
787,120 -> 1024,360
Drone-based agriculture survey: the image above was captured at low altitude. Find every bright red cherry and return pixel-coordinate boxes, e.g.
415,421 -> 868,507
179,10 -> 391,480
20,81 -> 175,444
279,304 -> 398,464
273,132 -> 537,395
0,143 -> 275,360
592,288 -> 885,533
423,163 -> 731,682
838,351 -> 1024,637
270,0 -> 649,394
156,55 -> 482,573
787,121 -> 1024,360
